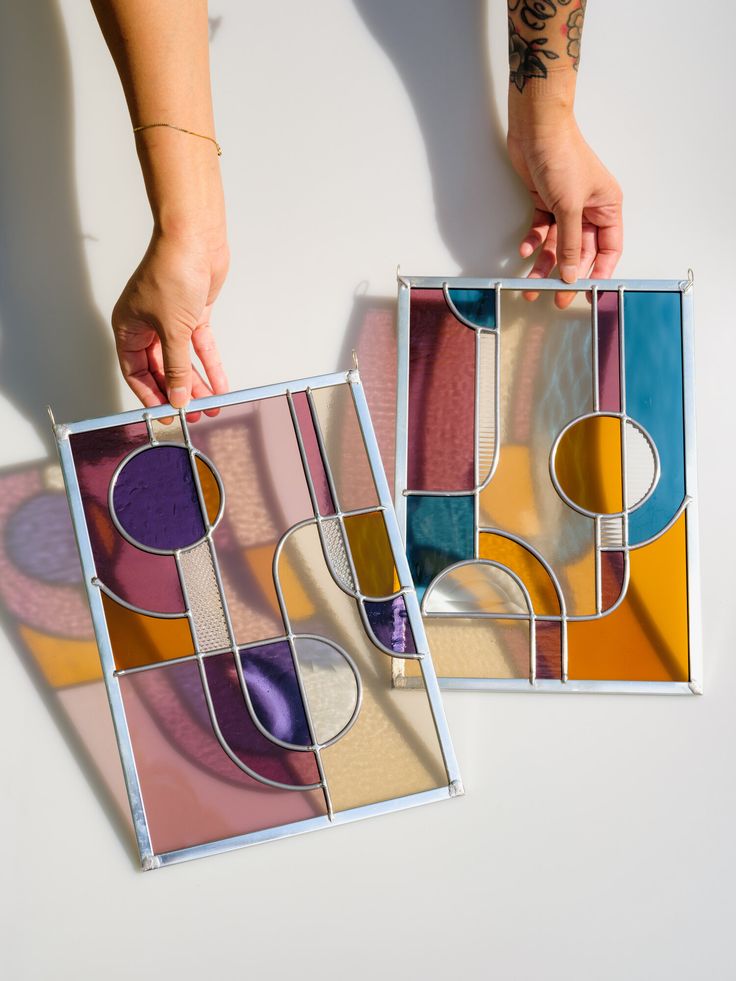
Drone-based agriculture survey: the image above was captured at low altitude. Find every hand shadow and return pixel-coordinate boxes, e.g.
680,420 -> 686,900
0,2 -> 136,864
352,0 -> 525,275
0,0 -> 120,449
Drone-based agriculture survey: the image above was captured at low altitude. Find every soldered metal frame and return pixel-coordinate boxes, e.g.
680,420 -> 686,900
393,273 -> 701,695
53,370 -> 462,870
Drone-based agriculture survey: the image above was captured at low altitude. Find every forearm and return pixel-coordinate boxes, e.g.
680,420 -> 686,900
507,1 -> 586,137
91,0 -> 225,243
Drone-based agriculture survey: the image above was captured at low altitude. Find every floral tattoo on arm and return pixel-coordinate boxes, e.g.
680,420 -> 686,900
508,0 -> 587,92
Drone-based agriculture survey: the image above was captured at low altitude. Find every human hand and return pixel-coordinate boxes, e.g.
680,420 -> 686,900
112,228 -> 229,410
507,117 -> 623,309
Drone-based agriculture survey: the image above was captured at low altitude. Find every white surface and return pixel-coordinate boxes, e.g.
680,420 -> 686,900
1,2 -> 734,978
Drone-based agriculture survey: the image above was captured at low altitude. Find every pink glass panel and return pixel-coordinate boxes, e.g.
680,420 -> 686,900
291,391 -> 334,516
408,289 -> 475,491
119,660 -> 326,855
597,292 -> 620,412
70,424 -> 185,614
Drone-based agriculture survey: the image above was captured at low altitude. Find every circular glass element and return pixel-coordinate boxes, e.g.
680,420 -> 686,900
6,492 -> 83,585
112,445 -> 213,552
553,414 -> 658,516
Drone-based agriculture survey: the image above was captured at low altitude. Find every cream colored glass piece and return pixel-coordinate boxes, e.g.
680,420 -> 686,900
151,417 -> 184,443
293,637 -> 358,745
625,419 -> 658,509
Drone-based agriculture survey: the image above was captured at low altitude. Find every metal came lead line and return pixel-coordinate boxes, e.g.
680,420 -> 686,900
347,375 -> 463,790
592,285 -> 600,412
177,409 -> 321,755
174,552 -> 319,792
595,516 -> 602,615
303,386 -> 412,659
474,327 -> 481,560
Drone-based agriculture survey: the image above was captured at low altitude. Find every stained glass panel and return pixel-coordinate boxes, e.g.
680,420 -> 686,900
55,372 -> 460,868
394,276 -> 700,693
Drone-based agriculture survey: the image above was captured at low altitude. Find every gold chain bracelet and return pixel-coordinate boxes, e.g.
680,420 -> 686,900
133,122 -> 222,156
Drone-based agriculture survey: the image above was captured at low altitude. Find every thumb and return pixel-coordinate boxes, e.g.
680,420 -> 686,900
159,326 -> 193,409
555,205 -> 582,284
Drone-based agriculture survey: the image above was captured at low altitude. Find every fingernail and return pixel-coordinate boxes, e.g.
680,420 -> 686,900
168,387 -> 189,409
520,243 -> 532,258
560,265 -> 577,284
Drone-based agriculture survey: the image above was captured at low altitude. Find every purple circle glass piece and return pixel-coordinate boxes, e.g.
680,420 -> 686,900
112,445 -> 207,552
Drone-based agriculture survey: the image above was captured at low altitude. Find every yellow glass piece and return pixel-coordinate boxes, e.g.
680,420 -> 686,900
20,624 -> 102,688
101,593 -> 194,671
404,617 -> 531,680
568,513 -> 689,681
480,445 -> 539,534
554,414 -> 623,514
277,522 -> 447,810
196,456 -> 221,525
478,532 -> 560,615
343,512 -> 399,597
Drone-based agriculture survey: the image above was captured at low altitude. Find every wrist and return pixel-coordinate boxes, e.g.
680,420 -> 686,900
136,126 -> 226,248
508,68 -> 577,141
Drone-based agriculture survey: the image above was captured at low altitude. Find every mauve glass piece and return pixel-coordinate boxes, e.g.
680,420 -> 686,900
408,289 -> 476,491
535,622 -> 562,680
291,391 -> 334,516
119,660 -> 326,855
624,292 -> 685,545
447,287 -> 496,328
597,291 -> 620,412
113,445 -> 205,552
364,596 -> 416,654
241,640 -> 311,746
71,425 -> 185,614
204,651 -> 319,784
601,551 -> 626,610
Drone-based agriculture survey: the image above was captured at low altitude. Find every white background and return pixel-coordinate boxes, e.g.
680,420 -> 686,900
1,2 -> 734,978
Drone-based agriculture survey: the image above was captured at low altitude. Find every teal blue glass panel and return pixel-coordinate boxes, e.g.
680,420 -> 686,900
406,494 -> 474,599
624,292 -> 685,544
447,288 -> 496,329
